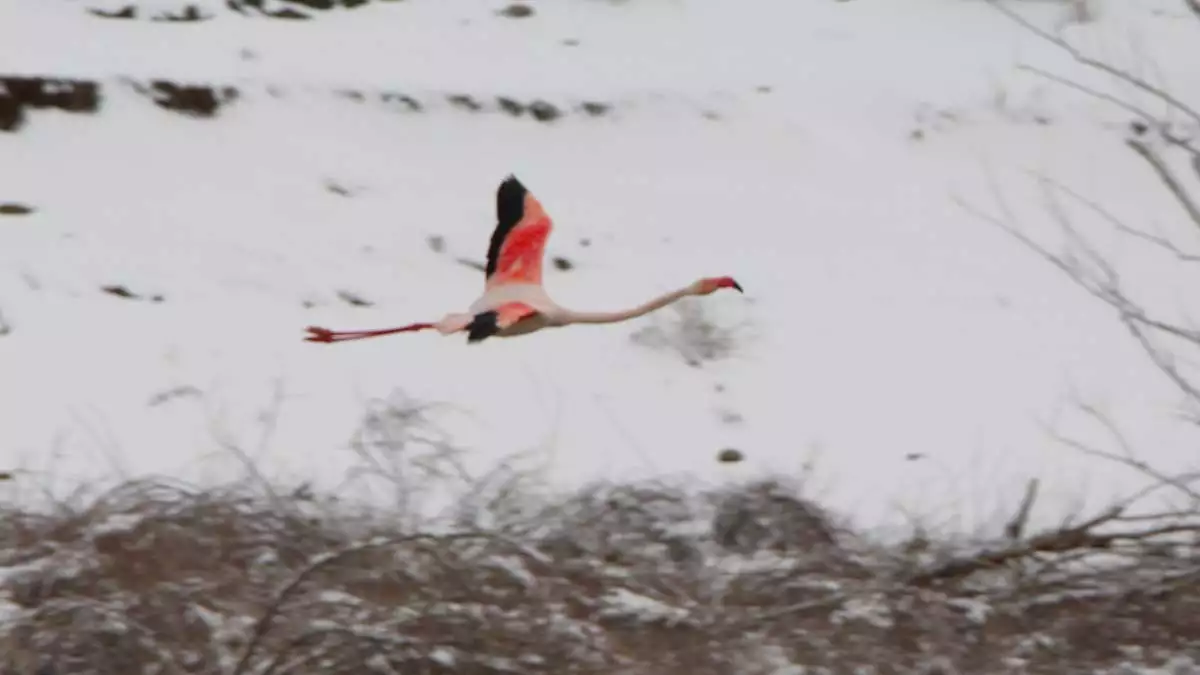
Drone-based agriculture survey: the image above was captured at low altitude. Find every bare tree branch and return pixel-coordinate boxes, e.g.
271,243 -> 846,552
909,504 -> 1125,586
1005,479 -> 1041,541
1127,136 -> 1200,230
986,0 -> 1200,130
230,531 -> 543,675
1033,170 -> 1200,263
1121,313 -> 1200,405
1018,64 -> 1155,126
963,165 -> 1200,407
1040,402 -> 1200,505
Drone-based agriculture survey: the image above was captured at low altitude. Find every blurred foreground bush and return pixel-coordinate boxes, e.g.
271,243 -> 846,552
0,470 -> 1196,675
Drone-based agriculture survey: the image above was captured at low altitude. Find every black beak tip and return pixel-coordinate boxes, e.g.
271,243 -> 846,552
732,281 -> 744,293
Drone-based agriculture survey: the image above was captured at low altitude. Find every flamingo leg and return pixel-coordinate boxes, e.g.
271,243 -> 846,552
304,323 -> 434,343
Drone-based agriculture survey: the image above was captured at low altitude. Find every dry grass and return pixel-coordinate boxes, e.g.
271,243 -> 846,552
0,468 -> 1197,675
629,297 -> 749,368
0,384 -> 1194,675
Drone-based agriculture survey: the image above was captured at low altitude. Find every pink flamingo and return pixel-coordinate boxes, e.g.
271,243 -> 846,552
304,175 -> 743,345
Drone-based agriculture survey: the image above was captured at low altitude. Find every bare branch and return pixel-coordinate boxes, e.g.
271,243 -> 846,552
1034,170 -> 1200,263
1005,479 -> 1040,541
952,194 -> 1110,307
1127,136 -> 1200,231
964,170 -> 1200,407
1121,313 -> 1200,406
987,0 -> 1200,129
908,504 -> 1127,586
230,531 -> 537,675
455,257 -> 486,273
1041,403 -> 1200,505
1018,64 -> 1154,125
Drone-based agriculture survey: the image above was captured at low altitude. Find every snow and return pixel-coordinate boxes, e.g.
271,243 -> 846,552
599,588 -> 691,624
2,0 -> 1199,534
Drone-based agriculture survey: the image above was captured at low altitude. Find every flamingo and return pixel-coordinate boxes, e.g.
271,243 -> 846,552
304,175 -> 743,345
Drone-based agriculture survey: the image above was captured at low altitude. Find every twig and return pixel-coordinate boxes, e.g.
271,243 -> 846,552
1121,314 -> 1200,408
722,593 -> 849,631
1041,406 -> 1200,505
1005,478 -> 1040,541
909,504 -> 1130,586
231,530 -> 547,675
1017,64 -> 1153,125
1034,170 -> 1200,263
1127,136 -> 1200,231
455,257 -> 486,273
987,0 -> 1200,129
964,170 -> 1200,405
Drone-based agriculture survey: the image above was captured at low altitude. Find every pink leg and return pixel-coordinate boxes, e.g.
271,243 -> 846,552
304,322 -> 434,343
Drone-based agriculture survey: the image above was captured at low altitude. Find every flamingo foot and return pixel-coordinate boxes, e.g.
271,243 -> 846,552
305,326 -> 337,343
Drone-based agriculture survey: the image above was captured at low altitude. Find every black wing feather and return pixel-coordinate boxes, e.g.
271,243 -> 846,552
485,175 -> 528,279
466,310 -> 500,343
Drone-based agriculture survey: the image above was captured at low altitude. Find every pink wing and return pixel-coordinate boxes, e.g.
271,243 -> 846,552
485,176 -> 553,289
466,301 -> 538,343
494,301 -> 538,329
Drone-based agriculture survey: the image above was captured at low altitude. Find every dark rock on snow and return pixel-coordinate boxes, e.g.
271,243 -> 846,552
0,76 -> 99,131
137,81 -> 239,117
0,203 -> 34,216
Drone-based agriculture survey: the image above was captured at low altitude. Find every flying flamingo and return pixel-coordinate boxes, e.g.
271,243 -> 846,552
304,175 -> 743,345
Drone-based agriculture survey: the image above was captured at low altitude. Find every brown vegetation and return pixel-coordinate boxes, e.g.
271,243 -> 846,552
0,460 -> 1196,675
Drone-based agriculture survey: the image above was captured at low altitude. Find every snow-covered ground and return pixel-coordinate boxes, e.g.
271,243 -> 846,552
2,0 -> 1198,534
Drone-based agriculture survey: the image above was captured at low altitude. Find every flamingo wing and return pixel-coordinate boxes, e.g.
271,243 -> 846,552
466,301 -> 538,343
485,175 -> 553,289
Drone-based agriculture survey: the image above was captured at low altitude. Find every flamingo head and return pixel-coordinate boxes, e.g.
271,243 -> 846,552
695,276 -> 744,295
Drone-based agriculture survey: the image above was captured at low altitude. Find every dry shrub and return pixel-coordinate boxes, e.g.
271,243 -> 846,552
629,297 -> 749,367
0,468 -> 1195,674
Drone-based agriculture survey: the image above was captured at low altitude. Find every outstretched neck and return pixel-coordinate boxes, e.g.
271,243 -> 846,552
562,285 -> 693,325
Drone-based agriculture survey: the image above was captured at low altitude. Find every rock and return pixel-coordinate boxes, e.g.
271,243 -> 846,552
0,77 -> 100,132
446,94 -> 482,112
578,101 -> 610,117
282,0 -> 335,9
269,7 -> 311,19
325,181 -> 352,197
336,290 -> 373,307
717,448 -> 744,463
140,81 -> 238,117
498,3 -> 534,18
0,94 -> 24,131
496,97 -> 525,116
0,203 -> 34,216
528,100 -> 561,122
152,6 -> 210,22
88,6 -> 136,19
381,91 -> 422,111
100,284 -> 164,302
101,285 -> 138,299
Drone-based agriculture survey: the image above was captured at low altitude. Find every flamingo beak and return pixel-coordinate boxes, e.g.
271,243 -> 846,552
716,276 -> 744,293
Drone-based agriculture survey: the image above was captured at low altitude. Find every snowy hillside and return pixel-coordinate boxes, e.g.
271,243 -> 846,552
2,0 -> 1199,536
